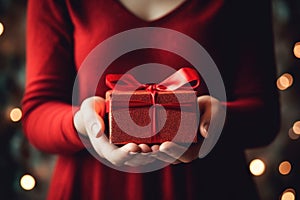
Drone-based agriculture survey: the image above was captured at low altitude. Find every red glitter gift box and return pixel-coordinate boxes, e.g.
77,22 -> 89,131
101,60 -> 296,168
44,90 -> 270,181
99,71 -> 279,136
105,68 -> 201,145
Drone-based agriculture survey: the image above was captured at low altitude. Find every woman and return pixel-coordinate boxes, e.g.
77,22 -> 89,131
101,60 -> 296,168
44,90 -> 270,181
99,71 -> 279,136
22,0 -> 280,199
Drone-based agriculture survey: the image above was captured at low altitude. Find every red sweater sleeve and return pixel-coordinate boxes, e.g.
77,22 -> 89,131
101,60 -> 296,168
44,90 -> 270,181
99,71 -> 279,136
222,1 -> 280,148
22,0 -> 84,154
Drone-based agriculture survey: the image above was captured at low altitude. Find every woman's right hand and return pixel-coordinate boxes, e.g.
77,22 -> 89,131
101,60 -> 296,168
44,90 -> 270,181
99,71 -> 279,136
73,96 -> 155,167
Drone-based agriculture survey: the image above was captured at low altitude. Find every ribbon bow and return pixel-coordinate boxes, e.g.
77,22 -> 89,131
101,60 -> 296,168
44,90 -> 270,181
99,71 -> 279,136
106,67 -> 200,92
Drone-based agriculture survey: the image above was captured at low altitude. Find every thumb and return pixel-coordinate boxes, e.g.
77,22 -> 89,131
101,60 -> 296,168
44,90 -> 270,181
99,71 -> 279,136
200,122 -> 209,138
199,108 -> 211,138
81,96 -> 106,138
89,115 -> 105,138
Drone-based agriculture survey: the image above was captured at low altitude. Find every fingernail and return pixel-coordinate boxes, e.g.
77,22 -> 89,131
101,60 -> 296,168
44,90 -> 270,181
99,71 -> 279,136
91,123 -> 101,137
95,131 -> 103,138
202,124 -> 208,138
129,152 -> 138,155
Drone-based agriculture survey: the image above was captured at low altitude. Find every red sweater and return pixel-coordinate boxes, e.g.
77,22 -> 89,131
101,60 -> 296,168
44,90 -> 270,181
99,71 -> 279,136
22,0 -> 279,199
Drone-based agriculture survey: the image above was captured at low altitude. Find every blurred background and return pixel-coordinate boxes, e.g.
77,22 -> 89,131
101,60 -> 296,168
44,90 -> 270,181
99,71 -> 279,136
0,0 -> 299,199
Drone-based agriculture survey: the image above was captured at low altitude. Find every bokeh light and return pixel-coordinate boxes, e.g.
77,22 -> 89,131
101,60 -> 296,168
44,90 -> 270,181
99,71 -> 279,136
293,42 -> 300,58
288,128 -> 299,140
0,22 -> 4,36
249,159 -> 266,176
292,121 -> 300,135
281,188 -> 296,200
278,161 -> 292,175
276,73 -> 293,90
10,107 -> 22,122
20,174 -> 36,191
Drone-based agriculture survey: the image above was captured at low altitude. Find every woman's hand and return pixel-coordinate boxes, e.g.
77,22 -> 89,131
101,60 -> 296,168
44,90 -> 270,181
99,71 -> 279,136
73,96 -> 155,167
74,95 -> 225,166
152,95 -> 225,164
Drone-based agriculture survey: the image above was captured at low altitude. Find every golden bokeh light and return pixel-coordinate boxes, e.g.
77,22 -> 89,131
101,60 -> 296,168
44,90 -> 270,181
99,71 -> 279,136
288,128 -> 299,140
0,22 -> 4,36
279,161 -> 292,175
277,73 -> 293,90
20,174 -> 36,191
294,42 -> 300,59
249,159 -> 266,176
292,121 -> 300,135
281,189 -> 296,200
10,107 -> 22,122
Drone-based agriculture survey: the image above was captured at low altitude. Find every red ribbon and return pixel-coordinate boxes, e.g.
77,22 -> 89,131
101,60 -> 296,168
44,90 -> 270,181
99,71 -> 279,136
105,67 -> 200,92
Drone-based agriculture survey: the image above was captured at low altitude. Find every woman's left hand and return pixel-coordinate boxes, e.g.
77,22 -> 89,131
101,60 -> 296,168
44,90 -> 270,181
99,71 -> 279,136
151,95 -> 225,164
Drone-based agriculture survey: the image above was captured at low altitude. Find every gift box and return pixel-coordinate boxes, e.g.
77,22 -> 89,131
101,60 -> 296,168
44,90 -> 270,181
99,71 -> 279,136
105,68 -> 201,145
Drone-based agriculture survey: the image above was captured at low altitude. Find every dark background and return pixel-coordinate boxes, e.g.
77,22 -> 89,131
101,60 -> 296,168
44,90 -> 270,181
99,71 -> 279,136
0,0 -> 299,199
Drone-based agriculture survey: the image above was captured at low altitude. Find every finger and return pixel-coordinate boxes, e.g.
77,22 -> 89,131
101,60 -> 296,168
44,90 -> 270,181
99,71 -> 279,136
200,122 -> 209,138
197,95 -> 211,112
160,142 -> 198,163
119,143 -> 141,153
138,144 -> 152,153
151,145 -> 160,152
73,110 -> 87,135
92,136 -> 140,166
84,114 -> 105,138
197,95 -> 212,138
81,96 -> 106,115
159,141 -> 186,160
150,144 -> 178,163
81,97 -> 106,138
150,151 -> 177,163
89,96 -> 107,117
108,142 -> 141,165
199,104 -> 211,138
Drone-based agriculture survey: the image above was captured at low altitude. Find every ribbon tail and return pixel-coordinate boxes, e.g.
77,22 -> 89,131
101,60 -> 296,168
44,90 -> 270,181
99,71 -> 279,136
106,73 -> 142,90
159,67 -> 200,91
